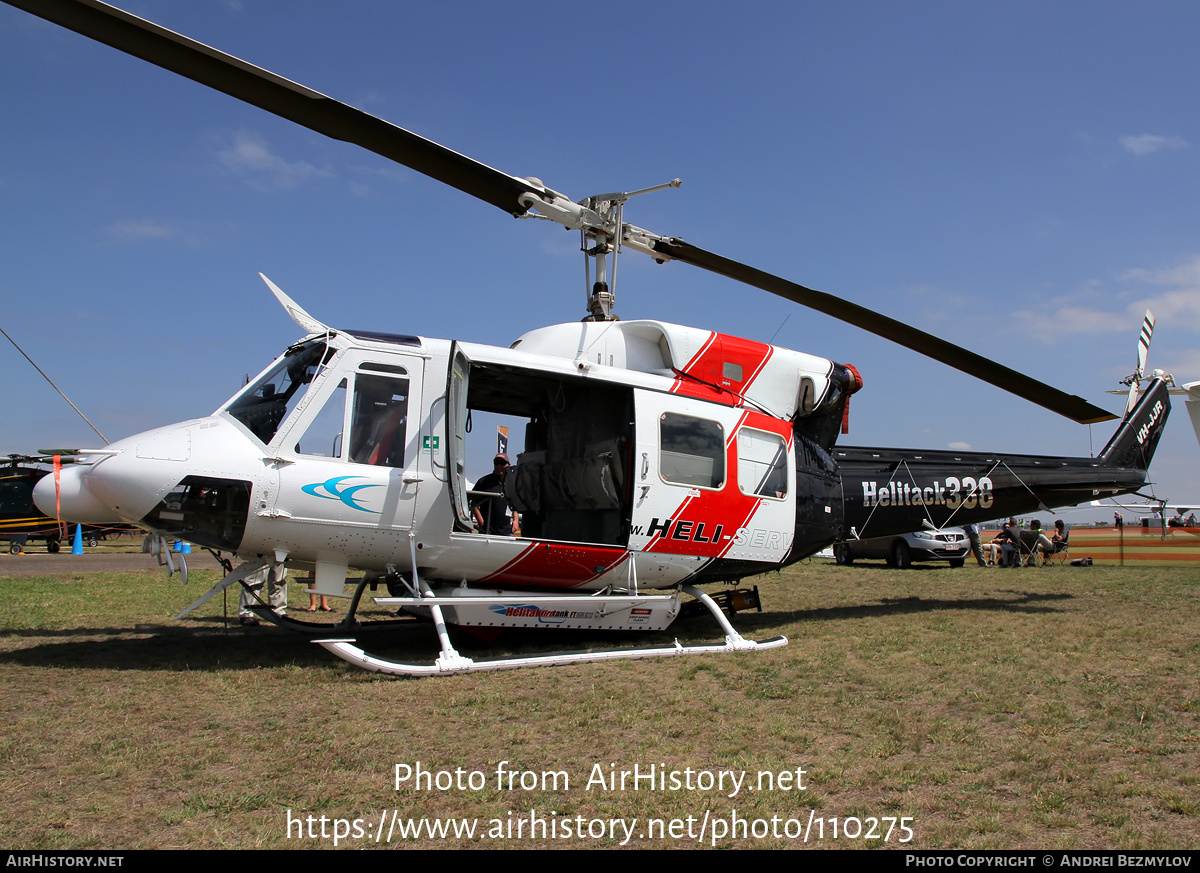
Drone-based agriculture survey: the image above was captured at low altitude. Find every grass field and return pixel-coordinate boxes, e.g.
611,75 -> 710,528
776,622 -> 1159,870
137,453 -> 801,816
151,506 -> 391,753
0,558 -> 1196,849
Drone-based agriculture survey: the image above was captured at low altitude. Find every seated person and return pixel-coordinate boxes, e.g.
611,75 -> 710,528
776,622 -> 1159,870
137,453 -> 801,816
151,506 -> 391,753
982,523 -> 1019,567
1050,519 -> 1069,555
999,519 -> 1022,567
1027,519 -> 1055,564
982,535 -> 1004,566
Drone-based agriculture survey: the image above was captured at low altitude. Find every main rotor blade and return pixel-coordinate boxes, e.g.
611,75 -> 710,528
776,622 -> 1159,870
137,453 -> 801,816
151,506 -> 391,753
6,0 -> 1122,426
6,0 -> 539,215
653,238 -> 1117,425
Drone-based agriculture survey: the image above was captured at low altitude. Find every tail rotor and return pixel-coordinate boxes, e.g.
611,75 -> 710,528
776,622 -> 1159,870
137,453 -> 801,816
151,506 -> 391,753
1122,310 -> 1156,418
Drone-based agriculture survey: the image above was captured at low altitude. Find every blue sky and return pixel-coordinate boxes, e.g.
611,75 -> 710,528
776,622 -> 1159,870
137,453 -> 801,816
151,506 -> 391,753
3,1 -> 1199,518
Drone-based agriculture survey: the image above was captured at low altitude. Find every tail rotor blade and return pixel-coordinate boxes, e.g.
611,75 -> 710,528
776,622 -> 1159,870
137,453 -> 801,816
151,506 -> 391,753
1125,381 -> 1140,418
1125,309 -> 1155,417
1137,310 -> 1155,379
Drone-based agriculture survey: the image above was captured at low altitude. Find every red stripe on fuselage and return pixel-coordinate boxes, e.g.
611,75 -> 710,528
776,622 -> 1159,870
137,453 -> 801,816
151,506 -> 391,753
670,333 -> 774,406
646,412 -> 751,557
478,542 -> 629,589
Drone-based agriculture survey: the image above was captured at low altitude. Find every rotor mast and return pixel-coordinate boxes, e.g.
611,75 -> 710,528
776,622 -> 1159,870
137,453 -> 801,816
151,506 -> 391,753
518,177 -> 682,321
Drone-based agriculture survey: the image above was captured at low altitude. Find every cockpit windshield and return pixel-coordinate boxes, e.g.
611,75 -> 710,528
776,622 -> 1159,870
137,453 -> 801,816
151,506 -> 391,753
225,340 -> 336,445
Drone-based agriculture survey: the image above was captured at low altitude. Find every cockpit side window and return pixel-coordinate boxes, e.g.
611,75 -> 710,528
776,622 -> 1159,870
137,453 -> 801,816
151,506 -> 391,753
226,342 -> 334,445
296,378 -> 347,458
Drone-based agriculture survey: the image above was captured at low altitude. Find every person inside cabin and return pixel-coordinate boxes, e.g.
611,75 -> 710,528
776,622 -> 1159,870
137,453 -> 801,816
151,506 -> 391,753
471,454 -> 519,536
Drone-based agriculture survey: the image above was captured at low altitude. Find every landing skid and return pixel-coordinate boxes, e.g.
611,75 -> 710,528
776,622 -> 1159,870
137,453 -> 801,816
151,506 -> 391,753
315,584 -> 787,677
317,634 -> 788,677
246,576 -> 409,635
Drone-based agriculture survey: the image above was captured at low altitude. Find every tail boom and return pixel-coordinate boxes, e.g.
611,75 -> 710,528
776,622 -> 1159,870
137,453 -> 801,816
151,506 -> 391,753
833,379 -> 1170,540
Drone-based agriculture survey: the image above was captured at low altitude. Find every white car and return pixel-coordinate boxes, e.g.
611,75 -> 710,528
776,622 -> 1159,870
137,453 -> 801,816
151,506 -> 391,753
833,528 -> 970,569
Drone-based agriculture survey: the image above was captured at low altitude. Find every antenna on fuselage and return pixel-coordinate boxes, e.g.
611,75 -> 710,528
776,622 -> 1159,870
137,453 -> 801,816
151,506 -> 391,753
260,273 -> 331,335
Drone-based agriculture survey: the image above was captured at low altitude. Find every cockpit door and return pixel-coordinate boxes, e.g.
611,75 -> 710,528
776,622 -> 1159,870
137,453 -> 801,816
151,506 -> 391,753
273,352 -> 425,531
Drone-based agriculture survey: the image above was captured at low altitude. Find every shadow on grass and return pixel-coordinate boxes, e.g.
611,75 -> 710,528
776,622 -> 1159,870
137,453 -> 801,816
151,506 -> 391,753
0,623 -> 339,671
0,589 -> 1074,672
784,590 -> 1074,624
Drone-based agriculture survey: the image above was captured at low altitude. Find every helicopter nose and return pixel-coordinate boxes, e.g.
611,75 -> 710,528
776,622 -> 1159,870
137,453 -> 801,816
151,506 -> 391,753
77,451 -> 172,523
33,424 -> 197,526
33,418 -> 259,552
33,462 -> 125,524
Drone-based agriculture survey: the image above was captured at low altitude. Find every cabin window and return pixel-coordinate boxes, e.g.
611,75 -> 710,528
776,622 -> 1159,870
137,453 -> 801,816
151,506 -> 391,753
737,427 -> 788,499
296,379 -> 347,458
349,373 -> 409,468
659,413 -> 725,489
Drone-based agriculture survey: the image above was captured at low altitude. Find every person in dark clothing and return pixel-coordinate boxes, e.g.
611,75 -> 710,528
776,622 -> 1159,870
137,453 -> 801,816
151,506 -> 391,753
998,519 -> 1022,567
1050,519 -> 1070,560
471,454 -> 518,535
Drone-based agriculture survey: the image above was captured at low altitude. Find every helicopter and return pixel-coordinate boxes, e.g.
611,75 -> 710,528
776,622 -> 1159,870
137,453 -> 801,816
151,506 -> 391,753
5,0 -> 1172,676
0,455 -> 67,554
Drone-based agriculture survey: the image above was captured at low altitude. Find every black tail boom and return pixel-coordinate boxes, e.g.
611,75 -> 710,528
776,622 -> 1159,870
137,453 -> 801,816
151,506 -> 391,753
832,379 -> 1170,541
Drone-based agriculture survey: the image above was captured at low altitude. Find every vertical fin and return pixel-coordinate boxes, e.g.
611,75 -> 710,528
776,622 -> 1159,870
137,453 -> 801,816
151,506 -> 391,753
1102,378 -> 1170,471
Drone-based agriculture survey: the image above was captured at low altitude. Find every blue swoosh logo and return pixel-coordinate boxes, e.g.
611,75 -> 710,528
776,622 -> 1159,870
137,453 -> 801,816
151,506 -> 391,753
301,476 -> 381,513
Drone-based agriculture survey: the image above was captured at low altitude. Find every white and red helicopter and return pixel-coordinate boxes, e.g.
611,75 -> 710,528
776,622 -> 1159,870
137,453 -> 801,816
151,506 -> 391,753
8,0 -> 1173,676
